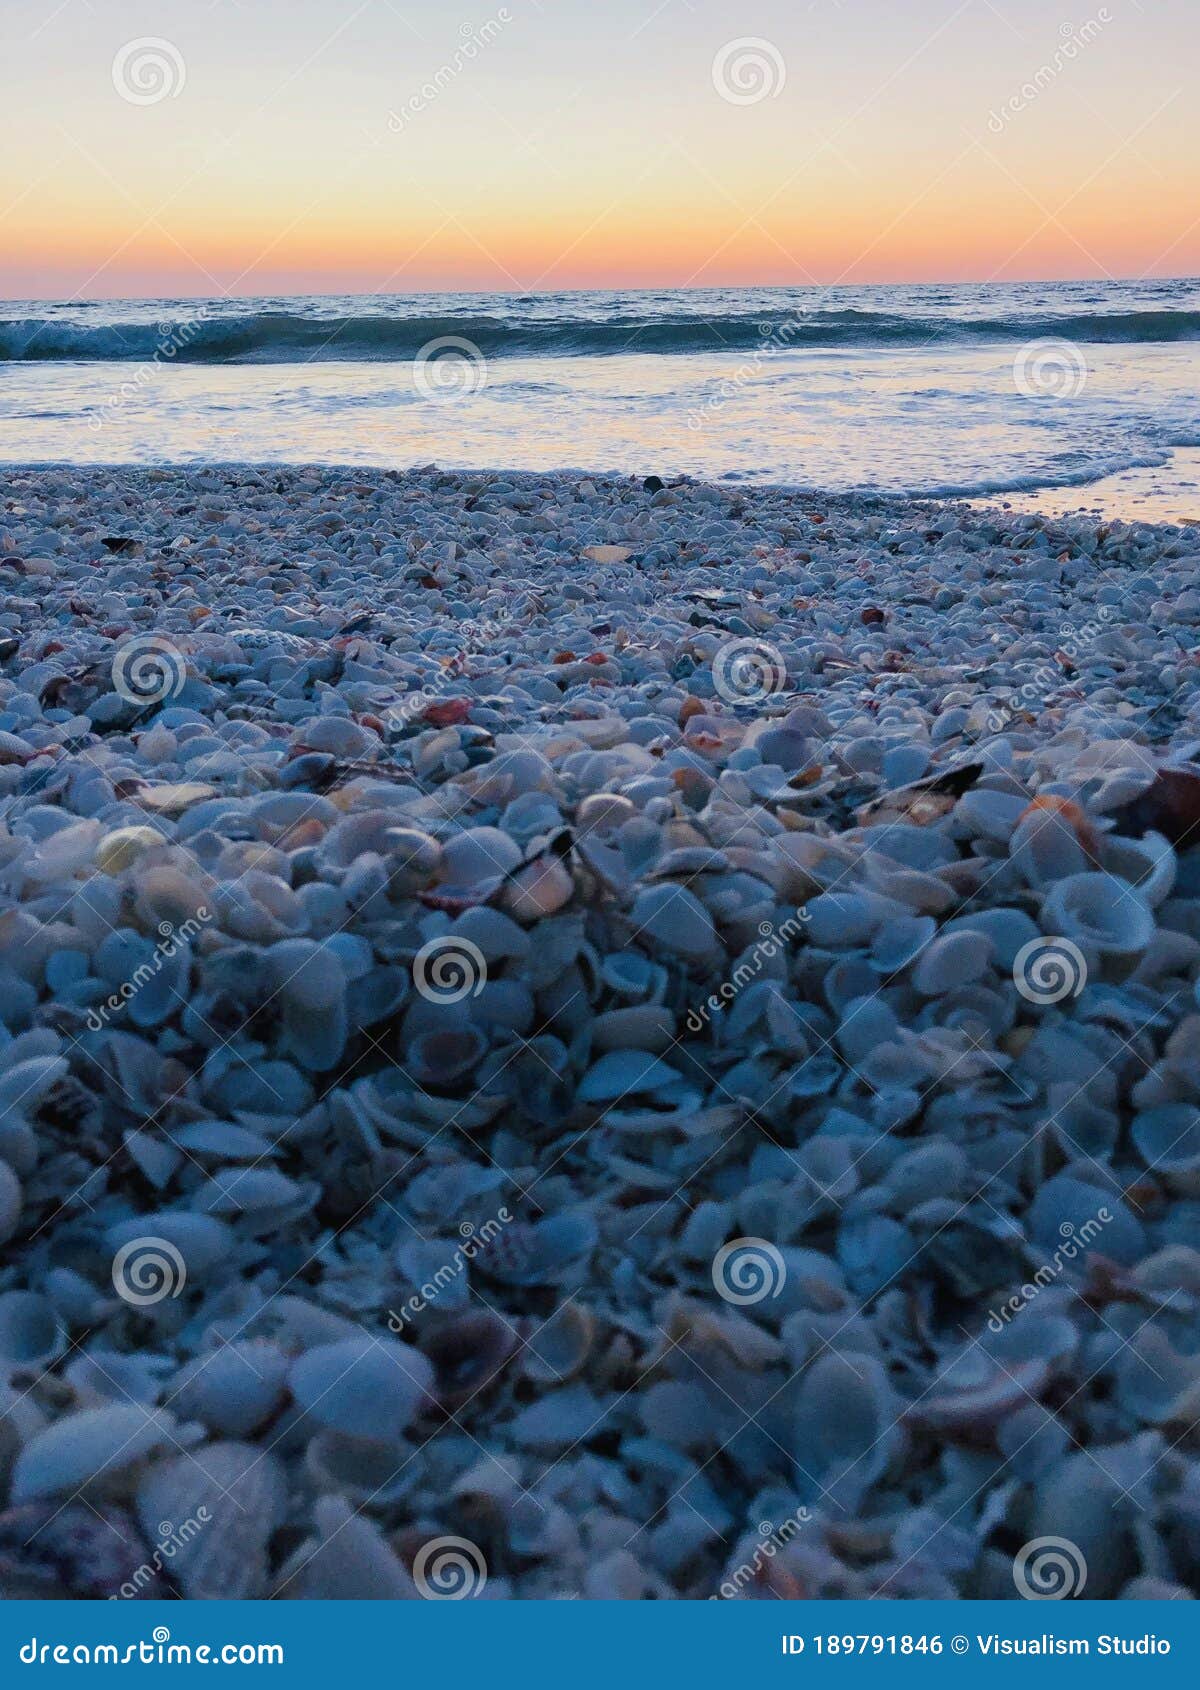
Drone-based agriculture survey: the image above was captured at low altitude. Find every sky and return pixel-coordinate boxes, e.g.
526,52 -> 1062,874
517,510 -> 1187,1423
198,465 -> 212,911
1,0 -> 1196,299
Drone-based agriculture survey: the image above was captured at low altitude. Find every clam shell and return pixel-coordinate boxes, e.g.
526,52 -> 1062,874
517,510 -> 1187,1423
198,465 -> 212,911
288,1336 -> 434,1444
10,1406 -> 181,1503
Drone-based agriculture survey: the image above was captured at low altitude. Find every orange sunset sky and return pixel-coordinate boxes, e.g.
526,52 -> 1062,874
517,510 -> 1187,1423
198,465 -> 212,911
2,0 -> 1196,299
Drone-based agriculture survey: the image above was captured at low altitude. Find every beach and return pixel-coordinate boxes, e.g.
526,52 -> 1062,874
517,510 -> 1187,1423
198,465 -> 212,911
1,462 -> 1198,1598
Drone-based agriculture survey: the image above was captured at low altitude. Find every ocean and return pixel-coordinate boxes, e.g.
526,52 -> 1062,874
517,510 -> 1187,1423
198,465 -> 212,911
3,278 -> 1199,517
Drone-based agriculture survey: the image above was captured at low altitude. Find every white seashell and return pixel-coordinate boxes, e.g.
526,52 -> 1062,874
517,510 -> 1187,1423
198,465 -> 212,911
11,1406 -> 179,1502
805,891 -> 887,948
502,856 -> 574,921
1041,871 -> 1156,958
869,914 -> 935,972
136,1441 -> 286,1598
264,938 -> 347,1072
106,1211 -> 236,1279
1132,1104 -> 1200,1193
578,1050 -> 684,1104
277,1496 -> 417,1599
1008,807 -> 1089,886
911,929 -> 993,995
173,1341 -> 290,1437
288,1336 -> 434,1444
628,884 -> 717,959
1100,829 -> 1176,908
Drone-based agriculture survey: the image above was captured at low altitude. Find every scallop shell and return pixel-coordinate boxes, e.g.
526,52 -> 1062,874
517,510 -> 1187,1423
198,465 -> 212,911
136,1441 -> 286,1599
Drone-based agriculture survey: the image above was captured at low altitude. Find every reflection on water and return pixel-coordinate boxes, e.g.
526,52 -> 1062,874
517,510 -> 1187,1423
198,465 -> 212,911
2,340 -> 1199,515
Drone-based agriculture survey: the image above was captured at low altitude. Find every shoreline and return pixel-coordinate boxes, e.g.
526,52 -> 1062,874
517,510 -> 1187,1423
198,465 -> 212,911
0,463 -> 1197,1598
5,456 -> 1198,529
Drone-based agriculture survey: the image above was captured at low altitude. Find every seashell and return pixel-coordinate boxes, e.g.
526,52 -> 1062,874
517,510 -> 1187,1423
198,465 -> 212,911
10,1406 -> 180,1503
869,914 -> 935,973
522,1301 -> 594,1386
1027,1174 -> 1145,1265
805,892 -> 887,948
0,1503 -> 156,1599
578,1050 -> 684,1104
106,1211 -> 235,1279
1100,829 -> 1176,908
96,825 -> 168,875
136,1441 -> 286,1599
793,1353 -> 899,1514
277,1496 -> 417,1600
600,951 -> 668,1001
911,929 -> 993,995
407,1025 -> 489,1090
474,1211 -> 597,1286
1132,1104 -> 1200,1193
1042,871 -> 1156,958
1009,804 -> 1090,886
264,938 -> 348,1072
628,884 -> 717,960
289,1336 -> 434,1444
592,1004 -> 676,1053
173,1341 -> 290,1437
502,856 -> 574,921
0,1291 -> 65,1374
423,1310 -> 519,1409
